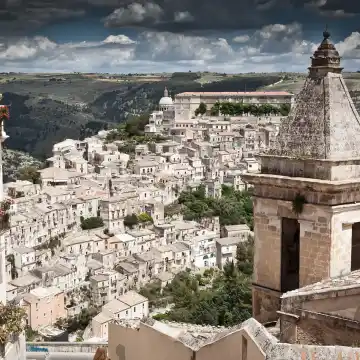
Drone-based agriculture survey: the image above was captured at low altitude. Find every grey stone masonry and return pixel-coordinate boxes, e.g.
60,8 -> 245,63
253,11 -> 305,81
269,31 -> 360,162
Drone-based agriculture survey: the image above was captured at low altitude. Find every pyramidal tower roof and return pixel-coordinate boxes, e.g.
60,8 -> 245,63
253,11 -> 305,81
272,30 -> 360,160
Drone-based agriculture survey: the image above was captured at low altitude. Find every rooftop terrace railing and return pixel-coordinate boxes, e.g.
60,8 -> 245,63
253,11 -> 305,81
26,342 -> 107,354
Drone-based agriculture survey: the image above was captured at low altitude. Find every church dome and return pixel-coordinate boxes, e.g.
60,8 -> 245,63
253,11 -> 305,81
159,87 -> 173,106
159,96 -> 174,106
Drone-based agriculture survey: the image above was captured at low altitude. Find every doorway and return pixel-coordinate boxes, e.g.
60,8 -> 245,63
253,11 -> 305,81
351,222 -> 360,271
281,218 -> 300,292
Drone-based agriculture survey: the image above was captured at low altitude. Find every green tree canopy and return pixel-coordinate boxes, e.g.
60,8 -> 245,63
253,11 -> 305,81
18,166 -> 41,184
80,216 -> 104,230
178,185 -> 253,229
236,235 -> 254,276
138,212 -> 153,223
195,102 -> 207,116
210,102 -> 290,117
124,213 -> 138,228
155,262 -> 252,326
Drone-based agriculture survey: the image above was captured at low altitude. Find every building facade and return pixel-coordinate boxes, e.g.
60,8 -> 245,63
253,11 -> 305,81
175,91 -> 294,120
243,30 -> 360,323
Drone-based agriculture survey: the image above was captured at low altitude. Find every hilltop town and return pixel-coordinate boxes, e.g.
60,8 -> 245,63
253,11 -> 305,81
5,84 -> 281,337
2,30 -> 360,360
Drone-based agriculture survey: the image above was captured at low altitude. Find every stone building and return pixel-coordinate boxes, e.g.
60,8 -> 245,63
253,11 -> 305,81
108,317 -> 360,360
243,29 -> 360,324
174,91 -> 294,120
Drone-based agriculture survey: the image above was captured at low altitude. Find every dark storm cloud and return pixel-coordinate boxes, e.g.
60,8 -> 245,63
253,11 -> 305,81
299,0 -> 360,16
102,0 -> 275,31
1,0 -> 359,36
0,0 -> 300,35
320,1 -> 360,17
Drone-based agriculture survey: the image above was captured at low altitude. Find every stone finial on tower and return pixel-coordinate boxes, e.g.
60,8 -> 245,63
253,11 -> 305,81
309,27 -> 343,77
164,87 -> 169,98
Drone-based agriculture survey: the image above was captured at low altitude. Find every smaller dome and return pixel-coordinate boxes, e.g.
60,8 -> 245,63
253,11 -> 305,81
159,96 -> 173,106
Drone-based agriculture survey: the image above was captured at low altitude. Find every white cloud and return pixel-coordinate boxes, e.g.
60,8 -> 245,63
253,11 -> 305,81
0,37 -> 57,60
233,35 -> 250,43
103,35 -> 136,45
335,32 -> 360,58
138,32 -> 234,62
104,3 -> 163,27
174,11 -> 194,23
1,26 -> 360,73
244,22 -> 317,56
0,35 -> 135,72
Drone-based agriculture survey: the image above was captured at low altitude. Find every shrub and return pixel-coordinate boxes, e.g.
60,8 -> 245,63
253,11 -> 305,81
80,217 -> 104,230
123,214 -> 138,228
137,213 -> 153,223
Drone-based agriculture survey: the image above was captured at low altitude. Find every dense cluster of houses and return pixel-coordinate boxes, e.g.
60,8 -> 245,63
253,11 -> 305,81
2,88 -> 287,342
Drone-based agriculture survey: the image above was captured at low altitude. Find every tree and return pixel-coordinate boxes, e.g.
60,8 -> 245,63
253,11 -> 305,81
156,264 -> 252,327
177,185 -> 253,229
25,326 -> 39,341
210,102 -> 220,116
55,308 -> 99,334
18,166 -> 41,184
236,235 -> 254,276
0,304 -> 26,344
137,212 -> 153,223
195,102 -> 207,116
123,214 -> 138,228
80,216 -> 104,230
208,101 -> 288,117
280,103 -> 291,116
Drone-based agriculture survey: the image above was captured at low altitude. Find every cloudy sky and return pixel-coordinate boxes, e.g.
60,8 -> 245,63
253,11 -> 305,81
0,0 -> 360,73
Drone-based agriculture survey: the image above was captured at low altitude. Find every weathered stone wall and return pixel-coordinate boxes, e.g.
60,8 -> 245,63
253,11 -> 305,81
197,328 -> 265,360
243,317 -> 360,360
253,197 -> 331,289
252,287 -> 281,323
252,180 -> 360,206
330,205 -> 360,277
296,315 -> 360,346
302,293 -> 360,316
253,197 -> 281,289
252,195 -> 282,322
252,197 -> 333,322
297,214 -> 331,286
261,155 -> 360,181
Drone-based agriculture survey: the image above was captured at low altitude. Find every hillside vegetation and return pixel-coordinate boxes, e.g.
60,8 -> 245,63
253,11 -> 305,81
178,185 -> 253,229
141,236 -> 254,326
2,149 -> 42,182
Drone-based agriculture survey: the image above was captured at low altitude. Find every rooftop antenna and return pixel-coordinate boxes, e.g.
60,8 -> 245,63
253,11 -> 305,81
324,23 -> 330,39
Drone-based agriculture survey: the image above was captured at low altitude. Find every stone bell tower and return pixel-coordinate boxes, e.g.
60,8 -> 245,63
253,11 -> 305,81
243,30 -> 360,323
0,94 -> 9,202
0,94 -> 9,305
